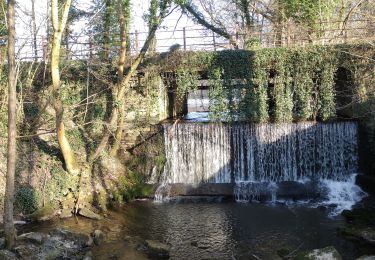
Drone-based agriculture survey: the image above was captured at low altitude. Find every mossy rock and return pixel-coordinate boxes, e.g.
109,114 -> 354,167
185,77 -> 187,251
26,205 -> 56,222
294,246 -> 342,260
138,184 -> 156,198
0,250 -> 18,260
145,240 -> 171,258
342,208 -> 375,227
340,227 -> 375,245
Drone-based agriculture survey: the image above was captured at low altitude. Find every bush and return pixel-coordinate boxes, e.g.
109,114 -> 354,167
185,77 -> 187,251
15,185 -> 39,214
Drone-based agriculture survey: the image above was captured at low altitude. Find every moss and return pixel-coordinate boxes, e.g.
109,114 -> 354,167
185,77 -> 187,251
26,204 -> 55,222
342,208 -> 375,228
116,171 -> 156,202
45,161 -> 80,206
155,154 -> 166,173
15,185 -> 39,215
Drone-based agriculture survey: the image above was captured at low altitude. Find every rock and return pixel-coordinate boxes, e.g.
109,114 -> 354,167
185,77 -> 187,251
86,236 -> 94,247
299,246 -> 342,260
190,241 -> 198,247
92,230 -> 105,245
0,250 -> 18,260
341,227 -> 375,245
26,205 -> 56,222
342,208 -> 375,227
59,208 -> 73,219
356,256 -> 375,260
13,221 -> 27,226
14,244 -> 39,259
18,232 -> 47,244
360,229 -> 375,245
0,238 -> 4,248
62,193 -> 76,210
49,229 -> 92,248
78,208 -> 102,220
356,174 -> 375,193
145,240 -> 171,258
83,251 -> 93,260
277,248 -> 290,258
317,205 -> 327,211
43,248 -> 65,260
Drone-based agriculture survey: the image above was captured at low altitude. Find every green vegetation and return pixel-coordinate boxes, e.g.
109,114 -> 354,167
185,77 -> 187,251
145,44 -> 373,123
15,186 -> 39,214
117,171 -> 154,202
1,43 -> 374,215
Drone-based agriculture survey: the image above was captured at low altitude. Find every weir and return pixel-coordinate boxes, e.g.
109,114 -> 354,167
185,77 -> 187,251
156,121 -> 366,214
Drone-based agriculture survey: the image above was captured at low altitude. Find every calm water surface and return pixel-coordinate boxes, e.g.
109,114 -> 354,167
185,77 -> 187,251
26,201 -> 358,260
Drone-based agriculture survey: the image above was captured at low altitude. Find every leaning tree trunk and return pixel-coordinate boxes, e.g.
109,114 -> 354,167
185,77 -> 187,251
51,0 -> 77,174
4,0 -> 16,250
110,0 -> 129,156
91,0 -> 170,161
31,0 -> 38,60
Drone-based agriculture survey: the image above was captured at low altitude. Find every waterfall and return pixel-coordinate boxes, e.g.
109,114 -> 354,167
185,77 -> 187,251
156,121 -> 365,214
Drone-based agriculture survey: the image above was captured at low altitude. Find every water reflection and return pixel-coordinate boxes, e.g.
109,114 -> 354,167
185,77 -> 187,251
25,201 -> 358,259
115,201 -> 357,259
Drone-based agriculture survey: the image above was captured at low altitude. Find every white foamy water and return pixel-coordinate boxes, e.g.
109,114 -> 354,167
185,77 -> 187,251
317,174 -> 367,216
155,121 -> 366,215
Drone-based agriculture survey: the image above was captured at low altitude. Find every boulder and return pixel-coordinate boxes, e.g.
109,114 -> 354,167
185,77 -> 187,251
92,230 -> 105,246
59,208 -> 73,219
356,174 -> 375,193
83,251 -> 93,260
14,244 -> 39,259
78,208 -> 102,220
341,227 -> 375,245
13,221 -> 27,226
356,256 -> 375,260
0,250 -> 18,260
298,246 -> 342,260
49,229 -> 92,248
145,240 -> 171,258
26,205 -> 56,222
17,232 -> 47,244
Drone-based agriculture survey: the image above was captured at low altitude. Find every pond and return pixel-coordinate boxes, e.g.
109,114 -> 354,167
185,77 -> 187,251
25,200 -> 359,260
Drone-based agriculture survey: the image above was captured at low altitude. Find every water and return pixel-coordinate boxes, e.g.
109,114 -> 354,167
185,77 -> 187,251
157,121 -> 366,215
24,201 -> 360,260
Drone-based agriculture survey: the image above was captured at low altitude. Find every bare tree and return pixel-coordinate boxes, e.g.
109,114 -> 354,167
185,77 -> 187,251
31,0 -> 38,60
91,0 -> 174,160
4,0 -> 16,250
50,0 -> 77,174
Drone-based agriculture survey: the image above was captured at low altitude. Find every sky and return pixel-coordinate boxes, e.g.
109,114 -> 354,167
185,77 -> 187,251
15,0 -> 222,58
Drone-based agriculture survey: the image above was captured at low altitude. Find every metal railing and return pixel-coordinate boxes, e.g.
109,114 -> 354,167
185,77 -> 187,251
4,19 -> 374,61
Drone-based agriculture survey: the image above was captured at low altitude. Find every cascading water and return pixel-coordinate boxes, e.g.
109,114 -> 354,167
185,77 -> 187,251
155,121 -> 366,215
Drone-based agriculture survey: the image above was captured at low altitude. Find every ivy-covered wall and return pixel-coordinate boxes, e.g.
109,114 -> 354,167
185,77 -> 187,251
148,45 -> 366,122
143,43 -> 375,173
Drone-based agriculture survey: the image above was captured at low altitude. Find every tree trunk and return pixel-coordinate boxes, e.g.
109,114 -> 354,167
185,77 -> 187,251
51,0 -> 77,174
241,0 -> 252,39
4,0 -> 16,250
182,3 -> 238,49
275,0 -> 284,46
31,0 -> 38,60
148,0 -> 158,54
110,0 -> 129,156
91,4 -> 167,162
102,0 -> 112,62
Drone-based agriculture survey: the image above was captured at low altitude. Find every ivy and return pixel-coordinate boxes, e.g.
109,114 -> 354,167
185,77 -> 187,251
176,68 -> 199,99
292,49 -> 314,120
142,43 -> 373,126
